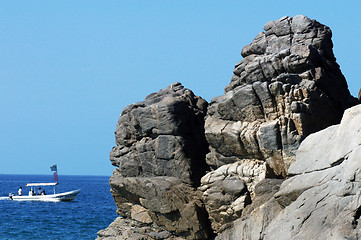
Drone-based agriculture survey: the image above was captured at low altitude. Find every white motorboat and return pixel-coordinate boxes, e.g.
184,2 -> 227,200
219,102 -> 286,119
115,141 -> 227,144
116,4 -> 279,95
9,182 -> 81,202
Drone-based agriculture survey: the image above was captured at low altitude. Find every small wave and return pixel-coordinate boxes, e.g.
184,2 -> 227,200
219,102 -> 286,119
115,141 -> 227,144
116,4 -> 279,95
0,196 -> 10,200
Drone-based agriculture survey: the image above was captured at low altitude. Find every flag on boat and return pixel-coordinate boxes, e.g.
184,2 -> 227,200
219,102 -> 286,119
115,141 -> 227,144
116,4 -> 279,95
53,171 -> 58,182
50,164 -> 57,172
50,164 -> 58,182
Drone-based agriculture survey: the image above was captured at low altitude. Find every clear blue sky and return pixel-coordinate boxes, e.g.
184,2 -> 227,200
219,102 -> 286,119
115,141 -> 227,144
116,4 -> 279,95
1,1 -> 360,176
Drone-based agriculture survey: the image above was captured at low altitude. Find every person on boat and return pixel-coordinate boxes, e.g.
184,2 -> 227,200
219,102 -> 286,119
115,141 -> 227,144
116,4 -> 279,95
18,187 -> 22,196
41,190 -> 46,195
29,188 -> 34,196
37,187 -> 42,195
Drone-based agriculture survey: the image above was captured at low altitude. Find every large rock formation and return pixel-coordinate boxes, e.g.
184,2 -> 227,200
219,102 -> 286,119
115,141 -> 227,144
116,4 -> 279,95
206,15 -> 357,178
99,82 -> 213,239
201,14 -> 358,233
109,82 -> 209,186
99,15 -> 359,240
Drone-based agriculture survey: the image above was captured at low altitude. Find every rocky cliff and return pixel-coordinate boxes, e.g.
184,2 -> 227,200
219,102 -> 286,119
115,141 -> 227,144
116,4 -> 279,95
98,83 -> 213,239
206,15 -> 356,177
98,15 -> 359,240
216,104 -> 361,240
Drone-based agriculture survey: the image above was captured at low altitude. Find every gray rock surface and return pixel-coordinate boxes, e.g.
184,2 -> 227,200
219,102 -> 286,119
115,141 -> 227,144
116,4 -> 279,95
100,83 -> 213,239
100,15 -> 360,240
216,104 -> 361,240
199,159 -> 267,232
263,104 -> 361,240
206,15 -> 357,178
97,217 -> 185,240
215,197 -> 283,240
214,179 -> 283,240
111,82 -> 209,186
110,173 -> 211,239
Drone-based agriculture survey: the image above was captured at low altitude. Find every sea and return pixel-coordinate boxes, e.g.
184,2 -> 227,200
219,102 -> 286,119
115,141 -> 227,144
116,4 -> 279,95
0,174 -> 117,240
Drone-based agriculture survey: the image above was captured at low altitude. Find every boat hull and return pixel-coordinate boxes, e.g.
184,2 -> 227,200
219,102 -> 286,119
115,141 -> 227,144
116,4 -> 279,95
10,189 -> 81,202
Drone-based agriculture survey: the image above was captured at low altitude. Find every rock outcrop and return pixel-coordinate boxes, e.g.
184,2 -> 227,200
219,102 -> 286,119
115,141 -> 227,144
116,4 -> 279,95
97,217 -> 181,240
217,104 -> 361,239
99,82 -> 213,239
99,15 -> 359,240
201,14 -> 358,233
264,104 -> 361,239
109,82 -> 209,186
199,159 -> 271,232
206,15 -> 357,178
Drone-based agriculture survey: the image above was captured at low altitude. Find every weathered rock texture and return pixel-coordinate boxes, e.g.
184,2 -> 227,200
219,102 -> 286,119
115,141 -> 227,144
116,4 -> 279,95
99,82 -> 213,239
97,217 -> 182,240
198,15 -> 358,234
199,159 -> 267,232
99,15 -> 359,240
264,104 -> 361,239
216,104 -> 361,239
214,180 -> 283,240
110,82 -> 209,186
206,15 -> 357,179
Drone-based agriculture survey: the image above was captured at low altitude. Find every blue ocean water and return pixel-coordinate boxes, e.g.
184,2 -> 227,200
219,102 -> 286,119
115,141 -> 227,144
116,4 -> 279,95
0,174 -> 117,240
